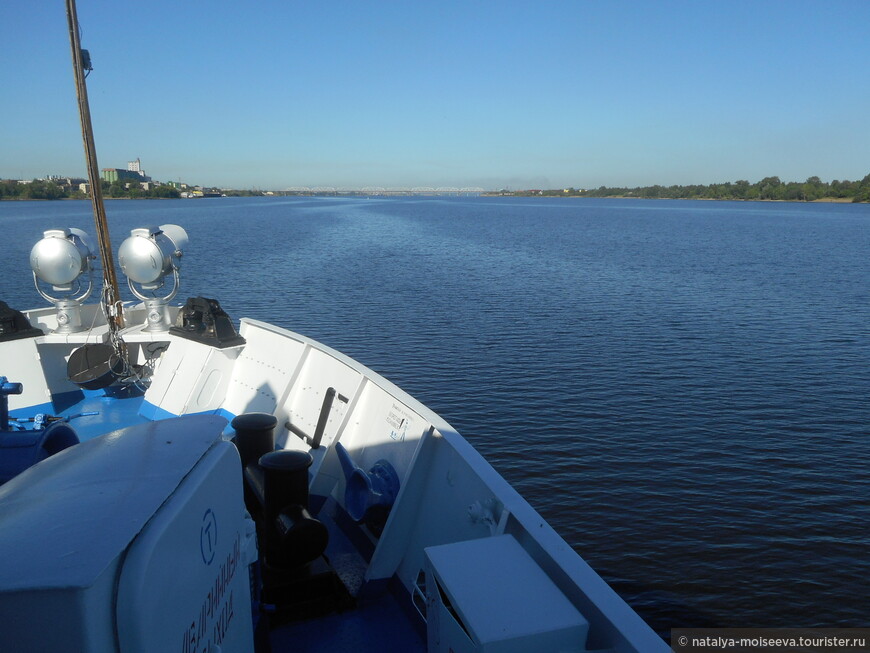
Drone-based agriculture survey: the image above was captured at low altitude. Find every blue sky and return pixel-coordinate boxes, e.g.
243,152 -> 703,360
2,1 -> 868,190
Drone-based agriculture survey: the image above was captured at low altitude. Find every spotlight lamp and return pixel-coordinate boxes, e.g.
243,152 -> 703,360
29,228 -> 95,333
118,224 -> 188,331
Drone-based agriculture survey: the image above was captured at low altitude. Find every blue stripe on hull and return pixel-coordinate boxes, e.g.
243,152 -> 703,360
138,399 -> 236,425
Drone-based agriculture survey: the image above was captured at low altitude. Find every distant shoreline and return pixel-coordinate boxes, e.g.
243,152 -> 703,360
486,175 -> 870,203
482,194 -> 865,204
2,195 -> 866,204
0,196 -> 177,201
2,193 -> 867,204
478,194 -> 866,204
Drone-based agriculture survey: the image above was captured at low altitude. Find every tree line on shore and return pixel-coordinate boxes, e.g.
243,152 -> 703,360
6,173 -> 870,202
536,175 -> 870,202
0,178 -> 273,200
0,179 -> 181,200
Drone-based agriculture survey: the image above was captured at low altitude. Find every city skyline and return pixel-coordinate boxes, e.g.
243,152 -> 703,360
3,1 -> 869,190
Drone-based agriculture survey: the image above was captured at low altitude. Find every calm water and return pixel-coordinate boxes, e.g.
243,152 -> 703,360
1,196 -> 868,633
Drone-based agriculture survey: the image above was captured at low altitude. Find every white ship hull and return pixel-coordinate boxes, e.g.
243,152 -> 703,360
0,301 -> 668,651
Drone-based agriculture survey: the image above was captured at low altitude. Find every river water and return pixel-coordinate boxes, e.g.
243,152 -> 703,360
1,196 -> 867,633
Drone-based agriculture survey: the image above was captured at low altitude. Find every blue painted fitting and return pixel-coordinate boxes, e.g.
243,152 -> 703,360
0,421 -> 79,485
0,378 -> 80,485
334,442 -> 400,533
0,377 -> 24,431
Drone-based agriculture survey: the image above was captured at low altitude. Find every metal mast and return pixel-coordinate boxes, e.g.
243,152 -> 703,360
65,0 -> 124,329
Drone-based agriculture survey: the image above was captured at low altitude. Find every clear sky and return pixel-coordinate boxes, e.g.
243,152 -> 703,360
2,1 -> 868,190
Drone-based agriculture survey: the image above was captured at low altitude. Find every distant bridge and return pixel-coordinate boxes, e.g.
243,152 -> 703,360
284,186 -> 485,196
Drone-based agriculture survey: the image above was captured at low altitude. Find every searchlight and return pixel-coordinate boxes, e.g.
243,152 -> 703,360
29,228 -> 95,333
118,225 -> 188,331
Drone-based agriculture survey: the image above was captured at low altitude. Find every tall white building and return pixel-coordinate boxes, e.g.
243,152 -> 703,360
128,158 -> 141,173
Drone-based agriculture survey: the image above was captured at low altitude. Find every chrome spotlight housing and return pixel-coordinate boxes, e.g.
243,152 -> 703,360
29,228 -> 95,333
118,225 -> 188,331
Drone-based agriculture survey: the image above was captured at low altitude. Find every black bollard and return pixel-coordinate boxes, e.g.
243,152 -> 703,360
231,412 -> 278,469
259,449 -> 314,519
259,450 -> 328,568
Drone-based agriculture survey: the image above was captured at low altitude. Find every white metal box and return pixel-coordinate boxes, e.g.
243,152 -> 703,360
425,535 -> 589,653
0,415 -> 254,653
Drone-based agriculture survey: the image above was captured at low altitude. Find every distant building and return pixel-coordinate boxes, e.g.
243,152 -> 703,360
101,158 -> 152,183
102,168 -> 151,183
102,168 -> 140,183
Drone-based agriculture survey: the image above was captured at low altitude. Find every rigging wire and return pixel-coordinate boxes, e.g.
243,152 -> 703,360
65,0 -> 124,332
64,0 -> 153,391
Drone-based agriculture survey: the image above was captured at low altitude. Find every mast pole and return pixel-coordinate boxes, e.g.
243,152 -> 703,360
65,0 -> 124,328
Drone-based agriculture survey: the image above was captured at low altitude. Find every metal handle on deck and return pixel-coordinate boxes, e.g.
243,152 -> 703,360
285,387 -> 348,449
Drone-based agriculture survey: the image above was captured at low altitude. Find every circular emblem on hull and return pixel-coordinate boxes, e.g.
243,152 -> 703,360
200,508 -> 217,565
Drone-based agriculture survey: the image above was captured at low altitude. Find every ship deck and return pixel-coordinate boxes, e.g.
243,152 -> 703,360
23,390 -> 151,441
270,505 -> 426,651
10,391 -> 427,652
